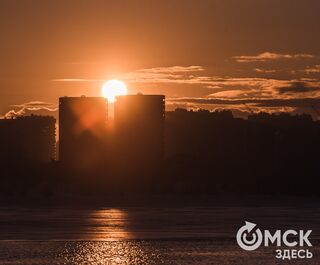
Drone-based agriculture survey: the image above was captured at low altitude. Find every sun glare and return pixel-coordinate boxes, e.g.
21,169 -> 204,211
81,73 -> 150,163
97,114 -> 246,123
102,80 -> 127,103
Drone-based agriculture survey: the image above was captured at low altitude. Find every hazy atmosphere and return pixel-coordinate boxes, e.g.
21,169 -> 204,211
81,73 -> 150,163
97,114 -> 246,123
1,1 -> 320,264
1,0 -> 320,118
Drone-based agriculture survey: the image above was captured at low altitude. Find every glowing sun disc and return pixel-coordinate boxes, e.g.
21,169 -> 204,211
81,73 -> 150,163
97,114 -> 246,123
102,80 -> 127,103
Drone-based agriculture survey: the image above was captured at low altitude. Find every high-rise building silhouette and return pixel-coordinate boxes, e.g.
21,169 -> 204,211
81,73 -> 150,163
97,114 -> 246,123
0,115 -> 56,163
59,96 -> 108,168
114,94 -> 165,172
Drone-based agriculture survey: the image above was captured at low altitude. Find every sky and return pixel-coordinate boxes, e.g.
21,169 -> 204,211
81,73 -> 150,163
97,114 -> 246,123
1,0 -> 320,119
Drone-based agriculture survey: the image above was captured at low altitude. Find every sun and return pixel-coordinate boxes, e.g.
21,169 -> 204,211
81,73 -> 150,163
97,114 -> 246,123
102,79 -> 127,103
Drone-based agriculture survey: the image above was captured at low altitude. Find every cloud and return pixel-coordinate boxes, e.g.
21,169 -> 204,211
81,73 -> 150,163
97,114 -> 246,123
121,67 -> 318,99
277,81 -> 320,95
136,66 -> 204,73
124,66 -> 320,100
206,79 -> 320,100
254,68 -> 277,73
167,97 -> 320,109
51,66 -> 204,83
118,66 -> 208,85
1,101 -> 58,119
208,90 -> 246,98
53,66 -> 207,86
302,65 -> 320,74
51,66 -> 312,96
233,52 -> 314,62
120,67 -> 293,95
51,78 -> 103,82
11,101 -> 56,108
129,67 -> 320,116
49,65 -> 320,116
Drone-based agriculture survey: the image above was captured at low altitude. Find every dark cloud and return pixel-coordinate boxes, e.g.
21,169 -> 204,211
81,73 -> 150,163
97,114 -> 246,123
278,82 -> 320,94
167,97 -> 320,108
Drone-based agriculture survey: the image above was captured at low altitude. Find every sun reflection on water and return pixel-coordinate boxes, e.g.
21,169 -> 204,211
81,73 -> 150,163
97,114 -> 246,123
62,209 -> 152,264
83,208 -> 133,240
63,241 -> 154,265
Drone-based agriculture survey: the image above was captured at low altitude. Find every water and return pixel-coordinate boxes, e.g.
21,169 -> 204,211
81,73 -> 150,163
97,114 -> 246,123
0,205 -> 319,264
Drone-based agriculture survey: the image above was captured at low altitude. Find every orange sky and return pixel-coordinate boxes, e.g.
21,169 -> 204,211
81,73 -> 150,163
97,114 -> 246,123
0,0 -> 320,119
